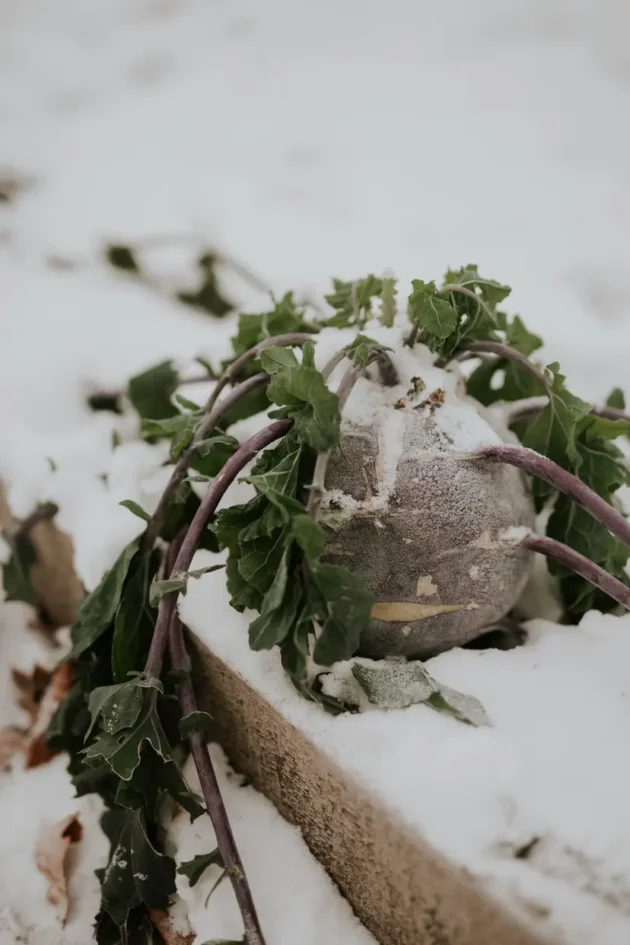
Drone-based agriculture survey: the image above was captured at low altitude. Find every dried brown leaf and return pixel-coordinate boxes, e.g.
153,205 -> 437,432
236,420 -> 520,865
0,726 -> 27,770
25,662 -> 74,769
35,813 -> 83,924
149,908 -> 195,945
11,665 -> 54,724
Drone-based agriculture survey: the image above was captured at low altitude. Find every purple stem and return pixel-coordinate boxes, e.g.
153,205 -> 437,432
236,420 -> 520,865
168,613 -> 266,945
145,419 -> 292,677
142,372 -> 268,552
522,534 -> 630,611
476,444 -> 630,549
461,341 -> 550,394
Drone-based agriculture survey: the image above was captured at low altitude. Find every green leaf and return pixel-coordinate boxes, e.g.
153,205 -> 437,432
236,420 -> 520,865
607,387 -> 626,410
248,548 -> 302,650
177,849 -> 224,887
196,434 -> 238,458
506,315 -> 543,357
324,275 -> 383,328
100,809 -> 176,926
149,576 -> 186,605
522,363 -> 591,496
140,413 -> 197,449
174,392 -> 202,411
118,500 -> 151,523
408,282 -> 458,339
280,618 -> 311,683
380,276 -> 397,327
104,244 -> 140,274
176,252 -> 234,317
545,413 -> 630,616
2,534 -> 37,606
267,366 -> 341,452
114,746 -> 204,822
83,694 -> 173,781
345,334 -> 393,369
128,361 -> 179,421
112,553 -> 159,682
443,264 -> 511,306
87,676 -> 163,738
291,514 -> 325,561
192,434 -> 238,478
195,355 -> 217,378
231,293 -> 316,357
245,434 -> 302,500
259,345 -> 300,373
179,710 -> 214,738
69,539 -> 140,659
238,528 -> 290,596
310,563 -> 374,666
324,658 -> 490,725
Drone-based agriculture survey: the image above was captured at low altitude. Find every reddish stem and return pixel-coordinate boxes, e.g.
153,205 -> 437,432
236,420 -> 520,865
142,372 -> 268,551
461,340 -> 550,394
476,444 -> 630,549
522,534 -> 630,611
168,613 -> 266,945
145,419 -> 292,677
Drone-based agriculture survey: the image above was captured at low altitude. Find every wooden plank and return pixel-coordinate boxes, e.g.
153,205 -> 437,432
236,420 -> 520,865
190,634 -> 551,945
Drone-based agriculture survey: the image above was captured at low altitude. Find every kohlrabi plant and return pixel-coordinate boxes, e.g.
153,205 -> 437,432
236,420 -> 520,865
4,267 -> 629,945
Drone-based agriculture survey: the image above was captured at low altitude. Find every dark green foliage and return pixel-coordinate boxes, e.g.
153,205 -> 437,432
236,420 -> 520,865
98,809 -> 176,926
345,334 -> 393,369
324,275 -> 383,327
176,252 -> 234,317
408,264 -> 509,358
104,244 -> 140,274
177,849 -> 224,887
231,292 -> 317,358
127,361 -> 179,421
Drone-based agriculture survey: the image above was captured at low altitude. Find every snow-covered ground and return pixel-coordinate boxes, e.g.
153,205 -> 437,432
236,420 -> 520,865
2,1 -> 630,943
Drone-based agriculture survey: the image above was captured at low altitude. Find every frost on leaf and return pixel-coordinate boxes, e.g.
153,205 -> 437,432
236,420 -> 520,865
320,657 -> 490,726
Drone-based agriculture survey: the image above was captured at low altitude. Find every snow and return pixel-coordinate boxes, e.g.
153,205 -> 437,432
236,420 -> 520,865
170,749 -> 376,945
179,568 -> 630,945
2,1 -> 630,943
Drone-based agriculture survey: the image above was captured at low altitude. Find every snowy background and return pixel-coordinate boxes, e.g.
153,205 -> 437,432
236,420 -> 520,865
2,1 -> 630,943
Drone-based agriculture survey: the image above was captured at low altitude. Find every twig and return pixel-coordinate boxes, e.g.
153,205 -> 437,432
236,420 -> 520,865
142,373 -> 268,552
144,419 -> 292,677
168,613 -> 266,945
499,395 -> 630,427
474,444 -> 630,549
306,365 -> 362,519
522,534 -> 630,611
